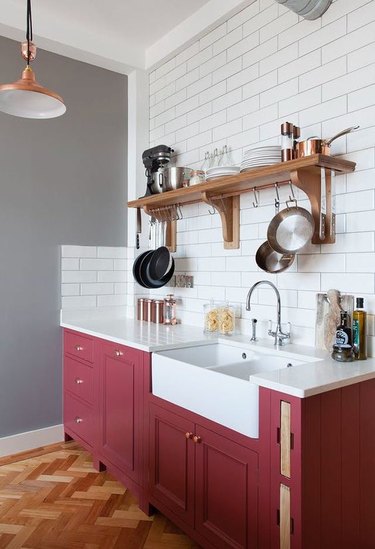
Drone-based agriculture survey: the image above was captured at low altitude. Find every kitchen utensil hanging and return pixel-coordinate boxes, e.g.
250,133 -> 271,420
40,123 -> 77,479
267,182 -> 315,254
256,185 -> 295,274
132,219 -> 175,289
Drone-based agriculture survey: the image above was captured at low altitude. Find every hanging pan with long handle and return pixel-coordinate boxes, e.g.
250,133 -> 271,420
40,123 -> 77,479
256,186 -> 295,274
267,182 -> 315,254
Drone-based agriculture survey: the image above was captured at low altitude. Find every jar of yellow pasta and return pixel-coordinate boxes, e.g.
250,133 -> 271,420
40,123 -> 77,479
218,304 -> 235,335
204,302 -> 219,333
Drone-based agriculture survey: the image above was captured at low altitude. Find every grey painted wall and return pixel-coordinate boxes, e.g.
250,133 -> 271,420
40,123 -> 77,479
0,36 -> 127,437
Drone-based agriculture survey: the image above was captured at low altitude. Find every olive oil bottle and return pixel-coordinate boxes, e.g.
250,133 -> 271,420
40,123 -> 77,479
353,298 -> 367,360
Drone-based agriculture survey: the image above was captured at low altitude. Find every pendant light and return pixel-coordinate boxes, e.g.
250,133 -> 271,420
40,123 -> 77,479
0,0 -> 66,119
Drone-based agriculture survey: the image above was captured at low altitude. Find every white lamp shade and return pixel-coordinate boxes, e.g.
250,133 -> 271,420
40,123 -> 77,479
0,67 -> 66,119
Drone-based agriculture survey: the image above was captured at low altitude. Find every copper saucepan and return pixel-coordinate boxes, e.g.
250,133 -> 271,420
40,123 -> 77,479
296,125 -> 359,158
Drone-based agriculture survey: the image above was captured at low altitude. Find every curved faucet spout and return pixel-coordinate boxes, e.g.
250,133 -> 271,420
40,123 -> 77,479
245,280 -> 289,346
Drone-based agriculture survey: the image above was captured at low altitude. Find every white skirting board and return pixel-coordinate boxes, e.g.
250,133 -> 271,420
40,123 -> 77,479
0,424 -> 64,458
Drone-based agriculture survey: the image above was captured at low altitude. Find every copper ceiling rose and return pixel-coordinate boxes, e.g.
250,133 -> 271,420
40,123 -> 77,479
0,1 -> 66,119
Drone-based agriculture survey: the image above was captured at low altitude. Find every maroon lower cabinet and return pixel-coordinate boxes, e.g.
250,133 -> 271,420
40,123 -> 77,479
148,398 -> 269,549
269,379 -> 375,549
98,340 -> 143,484
194,424 -> 259,549
149,402 -> 195,526
63,329 -> 97,451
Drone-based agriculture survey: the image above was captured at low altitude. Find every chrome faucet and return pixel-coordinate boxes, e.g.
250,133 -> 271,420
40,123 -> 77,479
246,280 -> 290,346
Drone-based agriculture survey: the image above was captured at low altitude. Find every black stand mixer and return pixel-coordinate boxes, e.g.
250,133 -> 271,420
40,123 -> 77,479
142,145 -> 174,196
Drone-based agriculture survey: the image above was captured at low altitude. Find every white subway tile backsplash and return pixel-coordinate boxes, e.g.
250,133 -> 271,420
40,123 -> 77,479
61,284 -> 80,297
322,20 -> 375,64
227,32 -> 260,62
81,283 -> 114,296
213,27 -> 243,56
347,1 -> 375,32
61,245 -> 96,258
80,258 -> 113,271
187,46 -> 212,72
62,296 -> 96,309
346,253 -> 375,273
348,42 -> 375,72
348,84 -> 375,112
61,258 -> 79,270
97,295 -> 127,307
299,17 -> 346,57
97,247 -> 127,259
62,271 -> 97,283
323,64 -> 375,102
212,57 -> 242,85
322,273 -> 375,294
98,271 -> 127,283
146,0 -> 375,349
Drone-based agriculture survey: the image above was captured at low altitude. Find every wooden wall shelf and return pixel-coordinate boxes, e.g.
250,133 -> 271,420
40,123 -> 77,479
128,155 -> 356,250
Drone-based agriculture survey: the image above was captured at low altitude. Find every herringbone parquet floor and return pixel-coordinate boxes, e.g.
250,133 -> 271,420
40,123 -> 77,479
0,441 -> 199,549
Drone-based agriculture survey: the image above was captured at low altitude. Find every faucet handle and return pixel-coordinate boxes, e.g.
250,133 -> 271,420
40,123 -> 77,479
250,318 -> 257,342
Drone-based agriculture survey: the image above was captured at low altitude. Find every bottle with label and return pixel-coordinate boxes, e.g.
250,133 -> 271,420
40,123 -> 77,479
353,297 -> 367,360
332,311 -> 354,362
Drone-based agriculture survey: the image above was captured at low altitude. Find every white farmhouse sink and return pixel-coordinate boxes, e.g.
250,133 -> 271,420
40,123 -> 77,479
152,342 -> 309,438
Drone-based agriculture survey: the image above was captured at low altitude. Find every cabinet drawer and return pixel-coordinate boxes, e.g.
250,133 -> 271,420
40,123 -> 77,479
64,393 -> 94,447
64,330 -> 94,363
64,356 -> 94,404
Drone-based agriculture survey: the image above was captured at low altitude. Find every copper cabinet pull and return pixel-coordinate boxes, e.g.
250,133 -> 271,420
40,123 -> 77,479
185,432 -> 193,439
75,345 -> 84,351
75,417 -> 83,424
114,350 -> 124,357
193,435 -> 202,443
75,378 -> 84,385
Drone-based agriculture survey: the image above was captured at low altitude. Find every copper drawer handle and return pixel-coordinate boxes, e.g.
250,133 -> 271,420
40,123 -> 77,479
75,345 -> 84,352
75,378 -> 84,385
185,432 -> 193,439
114,350 -> 124,357
75,417 -> 83,424
193,435 -> 202,444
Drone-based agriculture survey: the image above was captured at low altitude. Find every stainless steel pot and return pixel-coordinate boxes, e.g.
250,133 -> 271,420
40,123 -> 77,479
158,167 -> 193,192
255,241 -> 295,273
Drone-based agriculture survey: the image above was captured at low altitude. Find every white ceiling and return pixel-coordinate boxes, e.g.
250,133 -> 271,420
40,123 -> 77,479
0,0 -> 250,73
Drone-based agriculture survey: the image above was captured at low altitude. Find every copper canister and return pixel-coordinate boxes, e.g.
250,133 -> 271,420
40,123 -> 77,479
143,299 -> 153,322
137,298 -> 145,321
152,300 -> 164,324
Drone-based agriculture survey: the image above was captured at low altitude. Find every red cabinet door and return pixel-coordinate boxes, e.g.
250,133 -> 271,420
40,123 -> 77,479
99,341 -> 141,483
149,403 -> 195,527
195,424 -> 259,549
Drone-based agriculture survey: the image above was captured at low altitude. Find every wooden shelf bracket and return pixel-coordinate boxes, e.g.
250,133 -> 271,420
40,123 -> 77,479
202,192 -> 240,249
290,167 -> 335,245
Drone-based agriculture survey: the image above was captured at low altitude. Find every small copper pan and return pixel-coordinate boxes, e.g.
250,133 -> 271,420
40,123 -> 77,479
296,126 -> 359,158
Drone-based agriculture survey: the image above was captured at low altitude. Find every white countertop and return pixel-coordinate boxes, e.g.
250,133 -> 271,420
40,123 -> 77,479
61,312 -> 375,398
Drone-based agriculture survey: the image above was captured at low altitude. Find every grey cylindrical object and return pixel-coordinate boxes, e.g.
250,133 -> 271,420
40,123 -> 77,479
274,0 -> 332,19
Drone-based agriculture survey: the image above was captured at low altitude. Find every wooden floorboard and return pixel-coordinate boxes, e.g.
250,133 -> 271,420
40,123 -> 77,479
0,442 -> 199,548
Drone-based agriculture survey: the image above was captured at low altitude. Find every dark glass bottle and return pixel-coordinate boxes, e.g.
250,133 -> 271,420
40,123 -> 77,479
332,311 -> 354,362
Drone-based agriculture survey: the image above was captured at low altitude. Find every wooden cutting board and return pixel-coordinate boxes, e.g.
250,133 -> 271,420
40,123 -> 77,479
315,290 -> 354,351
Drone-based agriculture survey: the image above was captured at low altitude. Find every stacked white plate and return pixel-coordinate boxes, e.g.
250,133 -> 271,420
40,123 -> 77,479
205,166 -> 241,180
240,146 -> 281,172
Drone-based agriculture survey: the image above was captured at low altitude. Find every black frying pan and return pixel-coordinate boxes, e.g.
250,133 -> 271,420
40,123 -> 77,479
133,251 -> 175,289
147,246 -> 171,280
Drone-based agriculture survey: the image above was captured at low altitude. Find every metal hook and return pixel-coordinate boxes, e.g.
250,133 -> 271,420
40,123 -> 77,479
208,204 -> 216,215
177,204 -> 183,220
252,187 -> 260,208
274,182 -> 280,209
288,180 -> 296,201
